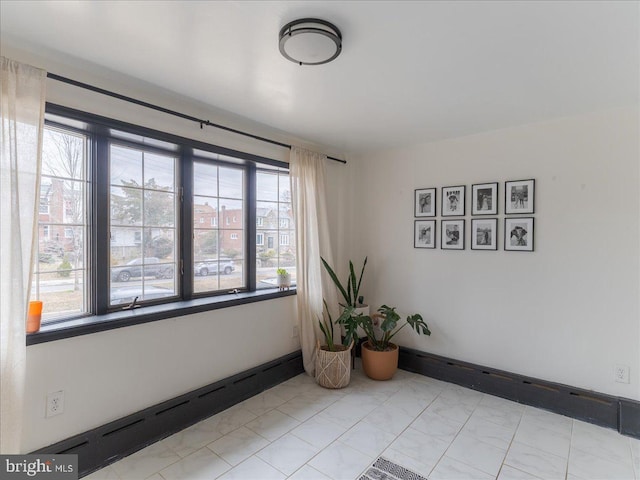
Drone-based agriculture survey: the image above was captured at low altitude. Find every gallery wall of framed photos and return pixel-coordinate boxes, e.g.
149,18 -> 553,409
414,179 -> 535,251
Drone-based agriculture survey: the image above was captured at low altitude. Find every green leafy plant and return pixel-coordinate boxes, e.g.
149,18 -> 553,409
57,258 -> 72,278
223,248 -> 240,259
358,305 -> 430,351
276,268 -> 288,276
321,256 -> 367,308
258,249 -> 276,267
318,302 -> 359,351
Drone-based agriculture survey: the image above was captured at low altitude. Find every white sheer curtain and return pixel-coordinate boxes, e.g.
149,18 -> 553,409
1,57 -> 46,453
290,146 -> 339,375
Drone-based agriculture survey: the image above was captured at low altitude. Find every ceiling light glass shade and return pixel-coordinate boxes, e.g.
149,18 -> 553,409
279,18 -> 342,65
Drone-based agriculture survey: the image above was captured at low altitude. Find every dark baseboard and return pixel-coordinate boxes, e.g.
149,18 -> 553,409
398,347 -> 640,439
32,350 -> 304,478
619,398 -> 640,438
32,346 -> 638,479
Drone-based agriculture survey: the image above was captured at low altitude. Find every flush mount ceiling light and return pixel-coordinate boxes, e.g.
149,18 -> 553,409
279,18 -> 342,65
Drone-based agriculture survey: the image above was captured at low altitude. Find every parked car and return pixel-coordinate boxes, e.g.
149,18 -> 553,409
110,285 -> 175,305
194,259 -> 235,276
111,257 -> 174,282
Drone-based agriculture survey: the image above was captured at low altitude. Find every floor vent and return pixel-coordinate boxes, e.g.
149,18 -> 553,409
360,457 -> 427,480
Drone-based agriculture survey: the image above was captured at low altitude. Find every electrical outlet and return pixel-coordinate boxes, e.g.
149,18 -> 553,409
46,390 -> 64,417
292,325 -> 299,338
614,365 -> 630,384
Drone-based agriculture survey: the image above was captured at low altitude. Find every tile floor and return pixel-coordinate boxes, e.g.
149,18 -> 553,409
85,364 -> 639,480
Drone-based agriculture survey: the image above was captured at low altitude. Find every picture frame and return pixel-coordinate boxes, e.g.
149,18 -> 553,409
472,182 -> 498,215
504,217 -> 534,251
505,179 -> 535,214
441,219 -> 465,250
414,188 -> 436,217
441,185 -> 465,216
471,218 -> 498,250
414,220 -> 436,248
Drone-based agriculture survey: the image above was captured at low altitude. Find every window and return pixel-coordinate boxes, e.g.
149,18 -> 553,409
65,202 -> 74,217
256,170 -> 296,288
31,126 -> 89,323
193,162 -> 244,294
39,191 -> 50,214
109,145 -> 178,306
30,106 -> 295,331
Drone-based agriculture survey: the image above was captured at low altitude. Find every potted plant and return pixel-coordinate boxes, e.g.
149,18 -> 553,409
321,257 -> 369,352
276,268 -> 291,291
357,305 -> 431,380
315,302 -> 357,389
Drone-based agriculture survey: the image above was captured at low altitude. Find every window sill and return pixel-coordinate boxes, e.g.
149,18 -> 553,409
26,288 -> 296,346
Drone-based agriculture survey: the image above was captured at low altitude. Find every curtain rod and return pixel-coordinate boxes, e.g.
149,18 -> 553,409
46,72 -> 347,165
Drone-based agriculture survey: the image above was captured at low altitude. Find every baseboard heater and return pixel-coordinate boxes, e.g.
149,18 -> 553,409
33,348 -> 639,478
32,350 -> 304,478
398,347 -> 639,439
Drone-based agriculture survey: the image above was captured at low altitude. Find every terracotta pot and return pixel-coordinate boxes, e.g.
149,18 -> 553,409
361,341 -> 398,380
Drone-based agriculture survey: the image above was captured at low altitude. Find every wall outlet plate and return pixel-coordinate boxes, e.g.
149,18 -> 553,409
46,390 -> 65,417
614,365 -> 630,384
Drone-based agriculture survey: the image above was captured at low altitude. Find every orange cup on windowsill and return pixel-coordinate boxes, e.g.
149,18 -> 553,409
26,301 -> 43,334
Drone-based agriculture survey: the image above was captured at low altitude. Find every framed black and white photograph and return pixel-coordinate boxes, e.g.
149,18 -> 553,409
504,217 -> 534,251
414,220 -> 436,248
414,188 -> 436,217
471,218 -> 498,250
472,182 -> 498,215
441,185 -> 465,216
505,179 -> 535,214
441,219 -> 465,250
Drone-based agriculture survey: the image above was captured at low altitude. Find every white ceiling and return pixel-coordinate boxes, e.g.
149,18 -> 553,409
1,1 -> 638,155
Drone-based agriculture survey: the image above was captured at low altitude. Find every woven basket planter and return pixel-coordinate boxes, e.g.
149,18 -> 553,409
315,341 -> 353,389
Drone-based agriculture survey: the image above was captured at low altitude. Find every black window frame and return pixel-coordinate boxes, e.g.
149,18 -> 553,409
255,169 -> 296,289
190,156 -> 248,298
107,139 -> 182,309
27,104 -> 295,346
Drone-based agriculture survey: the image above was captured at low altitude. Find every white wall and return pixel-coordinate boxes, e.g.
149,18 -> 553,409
23,298 -> 298,453
0,47 -> 332,453
1,44 -> 344,163
6,44 -> 637,453
348,107 -> 640,401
